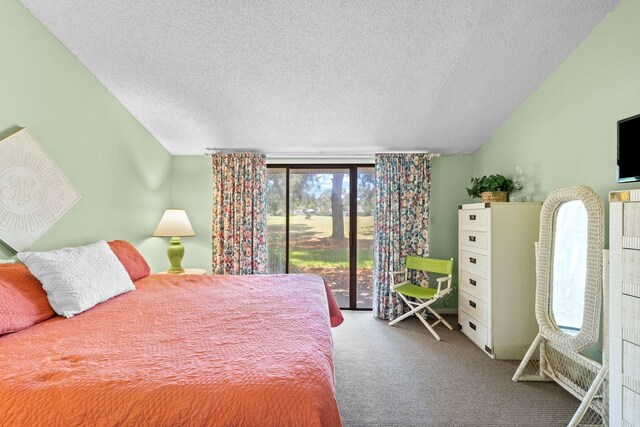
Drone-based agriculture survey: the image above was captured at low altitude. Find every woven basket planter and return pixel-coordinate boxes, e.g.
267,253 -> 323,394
481,191 -> 508,203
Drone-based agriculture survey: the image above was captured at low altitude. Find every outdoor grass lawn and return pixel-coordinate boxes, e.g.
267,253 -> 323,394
289,249 -> 373,269
266,215 -> 374,239
267,215 -> 375,307
267,215 -> 374,268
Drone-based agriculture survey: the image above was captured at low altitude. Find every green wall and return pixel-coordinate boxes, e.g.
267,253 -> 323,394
169,156 -> 213,272
0,0 -> 172,271
473,0 -> 640,220
0,0 -> 470,289
471,0 -> 639,359
143,0 -> 635,312
166,155 -> 473,308
157,0 -> 640,305
430,155 -> 474,308
8,0 -> 634,313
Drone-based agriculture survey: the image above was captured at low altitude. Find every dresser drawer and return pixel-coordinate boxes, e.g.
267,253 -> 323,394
459,208 -> 489,229
459,269 -> 488,302
623,281 -> 640,299
623,386 -> 640,425
623,341 -> 640,394
624,202 -> 640,237
459,290 -> 488,325
623,249 -> 640,286
460,250 -> 488,276
458,310 -> 488,351
623,294 -> 640,346
459,229 -> 488,251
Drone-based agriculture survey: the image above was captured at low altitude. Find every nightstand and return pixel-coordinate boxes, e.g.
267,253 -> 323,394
157,268 -> 207,275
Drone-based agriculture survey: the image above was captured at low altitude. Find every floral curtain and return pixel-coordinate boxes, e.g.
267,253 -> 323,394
373,153 -> 433,320
212,153 -> 268,275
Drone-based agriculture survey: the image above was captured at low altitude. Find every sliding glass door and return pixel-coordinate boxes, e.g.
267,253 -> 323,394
266,165 -> 375,310
356,167 -> 375,309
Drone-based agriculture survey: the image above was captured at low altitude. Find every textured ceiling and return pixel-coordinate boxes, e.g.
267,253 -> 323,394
21,0 -> 617,156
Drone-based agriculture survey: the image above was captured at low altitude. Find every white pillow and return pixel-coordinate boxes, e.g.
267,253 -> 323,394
18,241 -> 135,318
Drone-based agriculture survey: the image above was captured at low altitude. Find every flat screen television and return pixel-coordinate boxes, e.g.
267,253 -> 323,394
618,113 -> 640,183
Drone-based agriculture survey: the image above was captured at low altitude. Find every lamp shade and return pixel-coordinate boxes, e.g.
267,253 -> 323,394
153,209 -> 195,237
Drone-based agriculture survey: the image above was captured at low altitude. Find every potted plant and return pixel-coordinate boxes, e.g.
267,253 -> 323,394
466,174 -> 516,202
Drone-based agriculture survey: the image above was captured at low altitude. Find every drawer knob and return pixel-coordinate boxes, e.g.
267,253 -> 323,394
469,300 -> 477,308
469,279 -> 477,286
469,214 -> 476,221
468,236 -> 476,242
469,257 -> 477,264
469,321 -> 477,331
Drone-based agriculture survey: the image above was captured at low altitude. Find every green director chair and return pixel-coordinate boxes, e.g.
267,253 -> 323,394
388,256 -> 454,341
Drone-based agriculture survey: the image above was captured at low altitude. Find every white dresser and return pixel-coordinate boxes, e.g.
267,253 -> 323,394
458,202 -> 541,359
610,189 -> 640,426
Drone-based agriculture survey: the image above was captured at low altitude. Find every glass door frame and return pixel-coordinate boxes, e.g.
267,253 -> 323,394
267,163 -> 374,310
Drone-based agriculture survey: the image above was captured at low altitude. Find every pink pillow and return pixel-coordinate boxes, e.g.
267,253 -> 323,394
108,240 -> 151,281
0,263 -> 56,335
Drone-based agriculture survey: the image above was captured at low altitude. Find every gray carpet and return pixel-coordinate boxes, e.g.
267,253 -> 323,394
333,311 -> 578,427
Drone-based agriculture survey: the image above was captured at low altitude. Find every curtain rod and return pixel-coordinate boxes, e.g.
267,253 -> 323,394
203,153 -> 441,161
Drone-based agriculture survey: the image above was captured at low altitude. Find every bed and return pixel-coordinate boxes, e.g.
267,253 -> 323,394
0,273 -> 343,426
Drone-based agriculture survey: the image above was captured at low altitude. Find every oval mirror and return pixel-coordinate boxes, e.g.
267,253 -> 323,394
516,186 -> 607,427
535,185 -> 603,352
550,200 -> 588,336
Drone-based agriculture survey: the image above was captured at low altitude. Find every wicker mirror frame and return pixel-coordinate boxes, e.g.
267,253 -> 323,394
535,185 -> 604,353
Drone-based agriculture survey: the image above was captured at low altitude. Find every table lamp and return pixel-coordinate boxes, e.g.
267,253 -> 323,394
153,209 -> 195,274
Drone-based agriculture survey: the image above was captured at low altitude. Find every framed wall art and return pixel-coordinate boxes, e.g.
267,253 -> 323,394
0,128 -> 80,252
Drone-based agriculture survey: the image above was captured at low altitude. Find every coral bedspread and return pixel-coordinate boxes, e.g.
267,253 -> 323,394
0,274 -> 343,426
